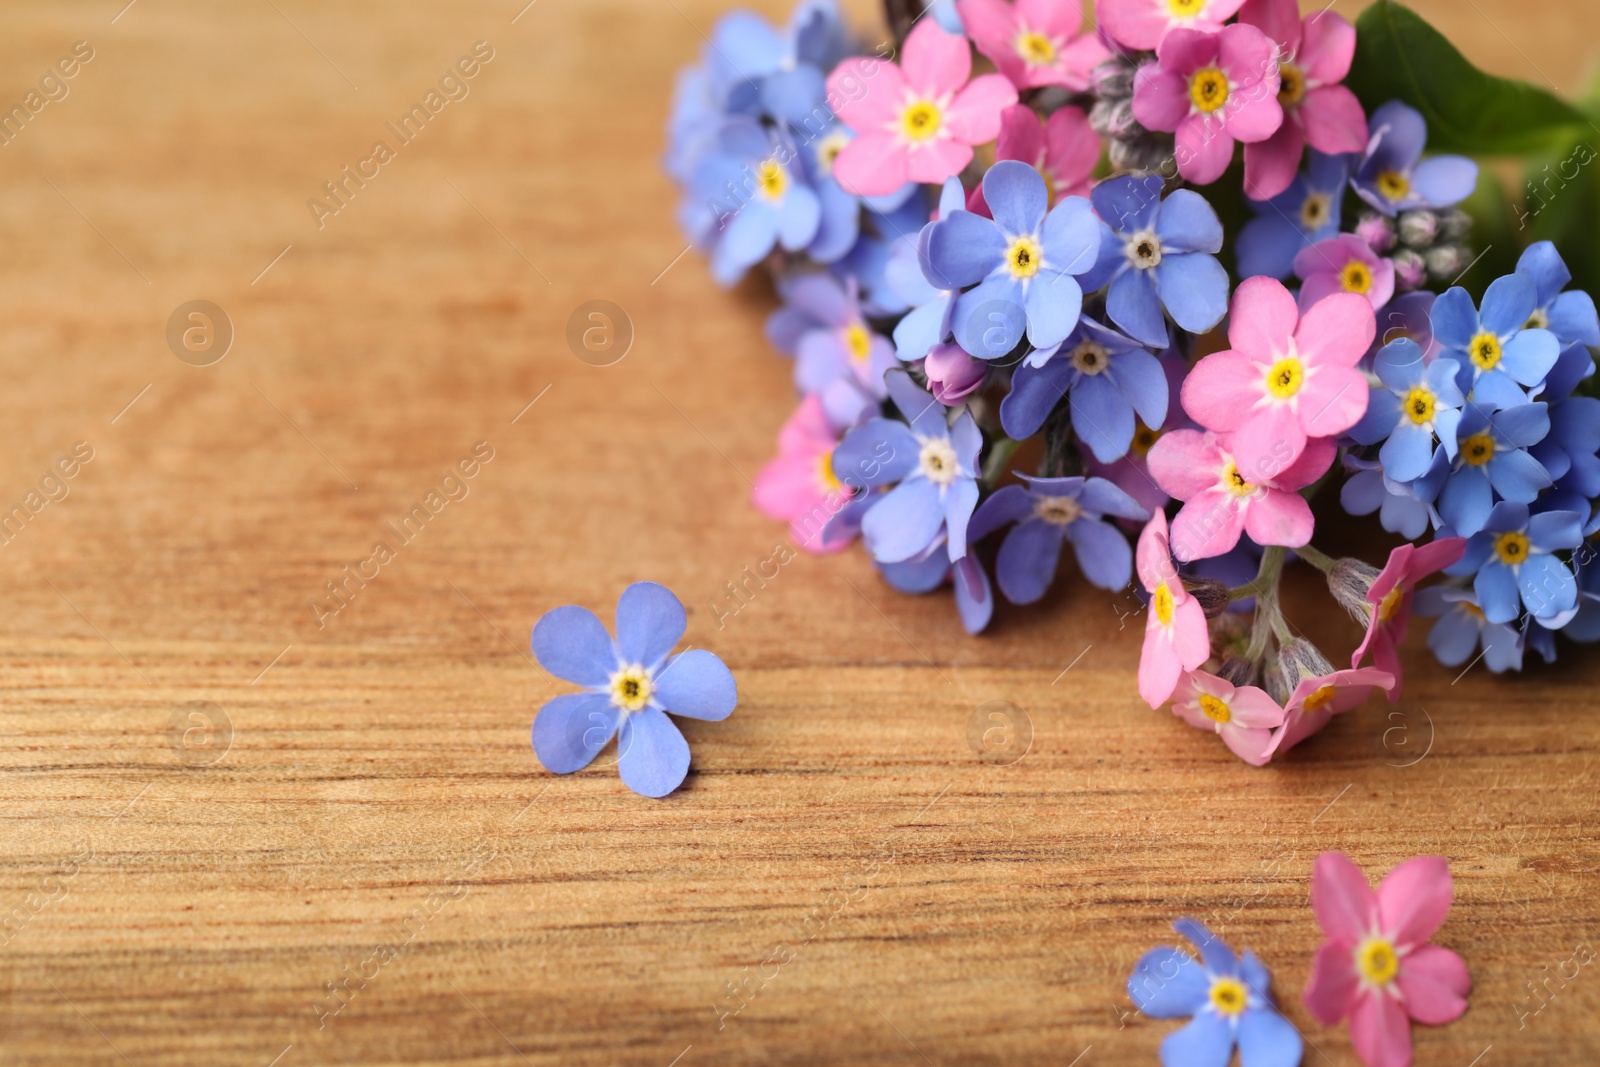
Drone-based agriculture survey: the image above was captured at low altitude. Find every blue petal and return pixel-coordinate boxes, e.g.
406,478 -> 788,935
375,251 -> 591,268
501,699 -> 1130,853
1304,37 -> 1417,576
880,552 -> 949,594
968,484 -> 1034,542
1340,468 -> 1386,515
1381,421 -> 1436,482
982,160 -> 1047,237
1235,214 -> 1305,281
1439,467 -> 1493,536
995,519 -> 1065,605
953,275 -> 1029,360
1108,267 -> 1168,347
1482,621 -> 1525,672
1072,371 -> 1136,463
617,707 -> 691,797
1516,241 -> 1570,304
1127,946 -> 1208,1017
778,184 -> 821,251
944,477 -> 980,561
653,649 -> 737,721
1475,561 -> 1521,624
1238,1008 -> 1303,1067
1430,286 -> 1479,351
952,554 -> 994,634
1349,388 -> 1400,447
1375,338 -> 1426,391
1000,358 -> 1072,439
1550,289 -> 1600,347
712,11 -> 785,76
951,411 -> 983,471
716,201 -> 780,275
615,581 -> 688,668
1155,189 -> 1224,254
1025,271 -> 1083,350
1518,555 -> 1577,620
1091,175 -> 1164,235
862,478 -> 945,563
886,368 -> 948,438
925,210 -> 1007,289
1480,273 -> 1538,339
761,66 -> 825,126
1174,917 -> 1237,976
807,178 -> 862,263
1425,357 -> 1466,406
893,297 -> 951,362
1075,221 -> 1124,292
1427,605 -> 1482,666
1041,197 -> 1101,276
1154,252 -> 1229,336
1066,517 -> 1134,590
1078,476 -> 1149,521
1493,401 -> 1551,448
1160,1011 -> 1235,1067
533,605 -> 618,686
1409,154 -> 1478,210
833,419 -> 920,488
1107,346 -> 1169,430
531,693 -> 618,774
1485,448 -> 1551,503
1499,328 -> 1560,387
1529,508 -> 1584,552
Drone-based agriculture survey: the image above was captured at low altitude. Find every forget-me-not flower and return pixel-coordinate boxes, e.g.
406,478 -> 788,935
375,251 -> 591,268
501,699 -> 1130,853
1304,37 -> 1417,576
968,474 -> 1149,603
1437,401 -> 1550,536
1431,274 -> 1561,408
1348,337 -> 1464,482
1445,501 -> 1582,625
1237,150 -> 1350,281
1353,101 -> 1477,216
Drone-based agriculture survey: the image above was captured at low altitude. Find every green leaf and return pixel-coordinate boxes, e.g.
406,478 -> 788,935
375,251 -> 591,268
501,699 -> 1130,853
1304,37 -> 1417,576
1348,0 -> 1591,156
1526,141 -> 1600,306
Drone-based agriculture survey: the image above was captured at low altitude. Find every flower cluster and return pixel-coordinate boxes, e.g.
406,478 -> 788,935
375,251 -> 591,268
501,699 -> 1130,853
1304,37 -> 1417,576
665,0 -> 1600,751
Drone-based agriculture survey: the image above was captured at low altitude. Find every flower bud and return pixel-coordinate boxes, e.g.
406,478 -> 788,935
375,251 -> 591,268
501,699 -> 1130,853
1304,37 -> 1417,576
1216,656 -> 1260,689
1327,557 -> 1381,624
923,342 -> 987,405
1391,249 -> 1427,292
1263,659 -> 1291,705
1186,576 -> 1231,619
1090,58 -> 1135,99
1397,210 -> 1439,249
1425,244 -> 1468,280
1109,131 -> 1175,175
1438,209 -> 1473,243
1276,637 -> 1336,696
1355,211 -> 1396,254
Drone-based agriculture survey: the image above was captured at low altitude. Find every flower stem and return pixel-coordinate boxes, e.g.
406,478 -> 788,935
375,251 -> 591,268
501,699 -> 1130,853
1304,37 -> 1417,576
981,435 -> 1021,487
1242,546 -> 1287,662
1295,544 -> 1338,574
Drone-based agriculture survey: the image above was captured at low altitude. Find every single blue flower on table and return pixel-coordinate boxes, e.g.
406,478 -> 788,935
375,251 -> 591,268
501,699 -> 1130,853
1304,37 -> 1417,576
1430,274 -> 1561,408
1127,917 -> 1302,1067
691,119 -> 821,287
1416,585 -> 1525,674
531,582 -> 736,798
1347,337 -> 1464,483
925,160 -> 1100,360
1236,150 -> 1350,281
968,475 -> 1149,604
1445,501 -> 1582,625
1353,101 -> 1478,216
999,317 -> 1168,462
1077,175 -> 1229,348
1515,240 -> 1600,349
706,1 -> 852,126
832,370 -> 981,564
1436,400 -> 1550,536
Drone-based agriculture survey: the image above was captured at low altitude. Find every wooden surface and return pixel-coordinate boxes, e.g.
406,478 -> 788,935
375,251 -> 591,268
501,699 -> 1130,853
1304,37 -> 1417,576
0,1 -> 1596,1064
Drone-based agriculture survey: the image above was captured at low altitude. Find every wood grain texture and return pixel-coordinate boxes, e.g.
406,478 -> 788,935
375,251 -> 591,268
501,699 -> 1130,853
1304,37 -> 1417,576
0,1 -> 1596,1064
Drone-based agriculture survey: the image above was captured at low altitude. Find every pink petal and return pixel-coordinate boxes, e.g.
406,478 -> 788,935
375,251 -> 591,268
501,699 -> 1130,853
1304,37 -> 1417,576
1148,428 -> 1223,500
1217,22 -> 1279,84
1228,275 -> 1301,359
995,103 -> 1044,164
1304,940 -> 1360,1025
1044,106 -> 1099,185
1408,537 -> 1467,579
1301,84 -> 1369,154
906,137 -> 975,184
1231,403 -> 1306,484
1020,0 -> 1085,36
1298,271 -> 1347,312
944,73 -> 1019,144
1201,0 -> 1249,23
1299,363 -> 1370,438
955,0 -> 1018,56
1131,64 -> 1190,134
1227,685 -> 1286,729
1312,851 -> 1378,942
1221,93 -> 1284,145
1183,352 -> 1267,434
1179,121 -> 1238,185
753,455 -> 820,520
777,393 -> 837,454
1097,0 -> 1174,51
832,133 -> 910,197
1157,26 -> 1221,73
902,19 -> 971,98
1242,485 -> 1314,547
1139,623 -> 1184,708
1377,855 -> 1453,947
1171,597 -> 1211,668
1351,989 -> 1414,1067
1238,0 -> 1302,51
1276,434 -> 1336,489
1170,489 -> 1245,561
1220,723 -> 1277,765
1294,291 -> 1376,367
1243,121 -> 1304,201
1396,944 -> 1470,1025
1052,34 -> 1110,90
1300,8 -> 1357,84
828,58 -> 904,130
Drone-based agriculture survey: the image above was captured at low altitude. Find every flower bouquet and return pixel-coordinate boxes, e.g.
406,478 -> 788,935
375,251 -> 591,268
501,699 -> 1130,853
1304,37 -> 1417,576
663,0 -> 1600,768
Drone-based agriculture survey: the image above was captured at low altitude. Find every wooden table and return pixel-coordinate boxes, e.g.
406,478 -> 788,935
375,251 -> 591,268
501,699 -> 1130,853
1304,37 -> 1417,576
0,0 -> 1595,1063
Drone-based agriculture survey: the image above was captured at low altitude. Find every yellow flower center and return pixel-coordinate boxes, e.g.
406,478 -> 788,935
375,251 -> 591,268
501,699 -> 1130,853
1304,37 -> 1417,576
1525,308 -> 1550,330
1266,356 -> 1304,399
1168,0 -> 1206,16
1461,600 -> 1486,620
1033,495 -> 1082,526
1494,531 -> 1530,566
817,131 -> 849,174
1015,30 -> 1057,66
1341,260 -> 1373,295
846,322 -> 872,363
1300,192 -> 1331,229
901,100 -> 942,142
1189,67 -> 1230,113
1132,423 -> 1162,456
756,159 -> 787,201
1376,170 -> 1409,201
1199,694 -> 1232,724
1209,976 -> 1248,1014
1404,386 -> 1436,425
1378,586 -> 1404,623
609,665 -> 653,713
818,450 -> 842,493
1302,685 -> 1337,713
1069,340 -> 1110,376
1154,582 -> 1175,626
1469,332 -> 1502,371
1006,235 -> 1044,279
918,437 -> 960,486
1461,432 -> 1495,466
1278,62 -> 1306,107
1356,938 -> 1400,986
1224,461 -> 1256,497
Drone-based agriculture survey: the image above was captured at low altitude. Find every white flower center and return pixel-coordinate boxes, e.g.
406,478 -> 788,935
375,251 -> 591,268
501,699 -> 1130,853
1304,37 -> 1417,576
918,437 -> 960,486
1125,229 -> 1162,270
